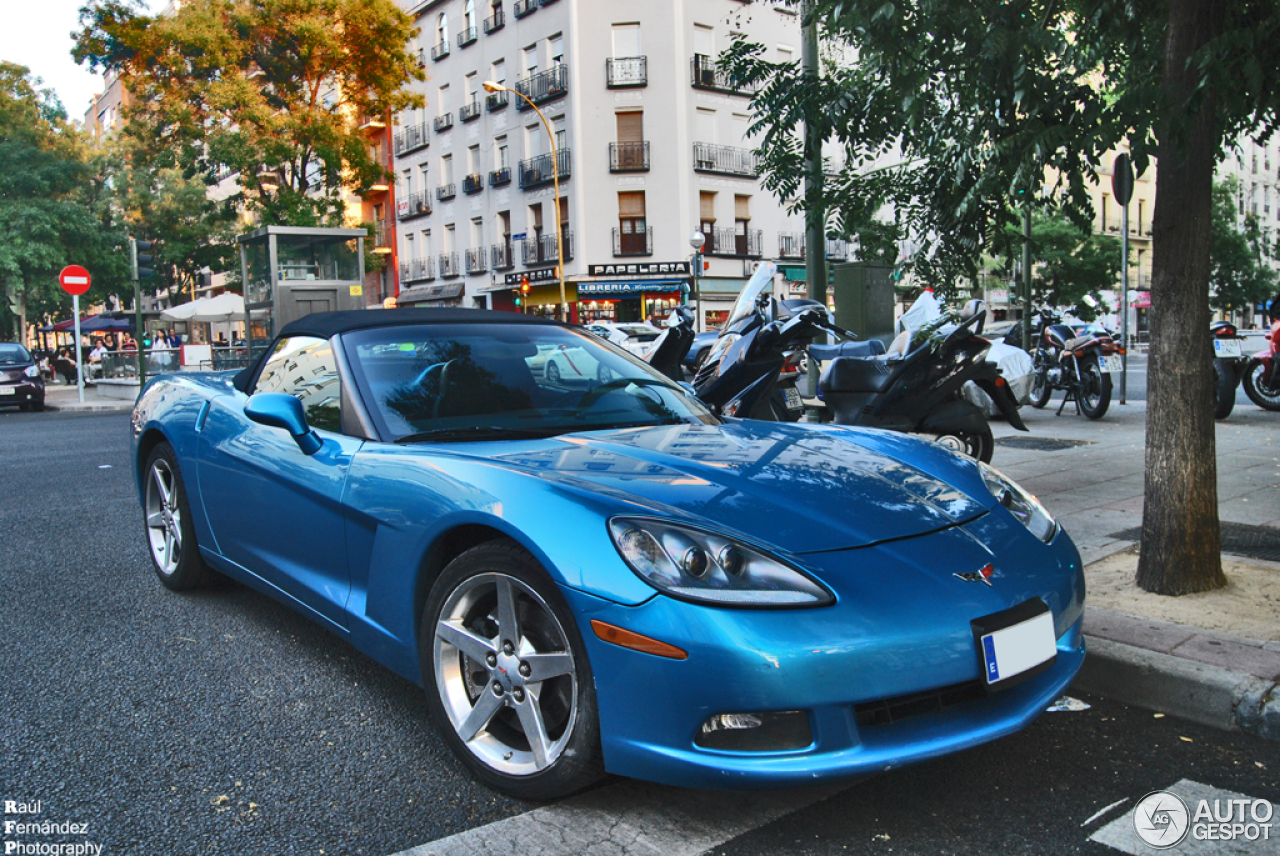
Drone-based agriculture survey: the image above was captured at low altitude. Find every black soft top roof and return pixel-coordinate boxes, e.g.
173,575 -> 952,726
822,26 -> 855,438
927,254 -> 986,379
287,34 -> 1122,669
235,308 -> 557,392
277,307 -> 555,340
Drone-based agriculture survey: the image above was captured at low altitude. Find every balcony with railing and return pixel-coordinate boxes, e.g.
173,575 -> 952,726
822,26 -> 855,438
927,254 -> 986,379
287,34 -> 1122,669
778,232 -> 804,259
613,227 -> 653,256
439,252 -> 460,278
515,64 -> 568,109
372,220 -> 392,253
486,90 -> 509,111
609,141 -> 649,172
692,142 -> 758,177
399,190 -> 432,220
457,26 -> 477,48
436,182 -> 456,201
459,100 -> 482,122
434,112 -> 453,132
484,9 -> 504,32
606,56 -> 647,88
417,46 -> 427,66
706,227 -> 763,258
400,256 -> 436,284
465,248 -> 487,274
462,173 -> 484,194
513,0 -> 536,16
825,239 -> 850,260
491,242 -> 515,270
394,121 -> 429,155
518,149 -> 571,189
690,54 -> 754,96
431,40 -> 450,61
522,230 -> 574,266
489,166 -> 512,187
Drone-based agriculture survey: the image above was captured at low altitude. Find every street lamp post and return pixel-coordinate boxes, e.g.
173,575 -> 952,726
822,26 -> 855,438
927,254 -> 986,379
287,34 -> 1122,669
689,230 -> 705,332
484,80 -> 566,322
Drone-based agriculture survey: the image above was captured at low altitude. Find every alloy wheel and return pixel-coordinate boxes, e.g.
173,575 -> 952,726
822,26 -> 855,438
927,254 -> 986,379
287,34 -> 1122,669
433,572 -> 577,776
145,458 -> 183,576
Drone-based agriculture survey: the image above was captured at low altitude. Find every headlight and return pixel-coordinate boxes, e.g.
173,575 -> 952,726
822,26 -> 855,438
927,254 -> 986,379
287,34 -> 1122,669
608,517 -> 833,607
23,365 -> 39,378
979,462 -> 1058,543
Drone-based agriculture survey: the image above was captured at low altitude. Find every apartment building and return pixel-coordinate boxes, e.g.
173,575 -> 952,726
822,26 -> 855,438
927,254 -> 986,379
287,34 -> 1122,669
391,0 -> 831,327
1219,133 -> 1279,271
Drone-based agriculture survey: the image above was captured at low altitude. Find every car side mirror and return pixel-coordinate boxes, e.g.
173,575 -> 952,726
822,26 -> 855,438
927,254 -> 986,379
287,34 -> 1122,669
245,393 -> 323,455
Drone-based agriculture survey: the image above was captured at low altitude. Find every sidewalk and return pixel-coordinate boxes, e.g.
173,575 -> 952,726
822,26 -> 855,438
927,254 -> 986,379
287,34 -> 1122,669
990,398 -> 1280,741
42,381 -> 136,413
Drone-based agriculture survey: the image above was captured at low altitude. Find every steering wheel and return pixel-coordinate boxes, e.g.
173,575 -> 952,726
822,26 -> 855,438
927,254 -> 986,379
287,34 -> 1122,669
571,376 -> 673,417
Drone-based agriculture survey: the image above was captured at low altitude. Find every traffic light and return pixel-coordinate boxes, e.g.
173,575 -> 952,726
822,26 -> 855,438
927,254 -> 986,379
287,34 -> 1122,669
141,332 -> 153,348
520,276 -> 530,295
130,238 -> 156,281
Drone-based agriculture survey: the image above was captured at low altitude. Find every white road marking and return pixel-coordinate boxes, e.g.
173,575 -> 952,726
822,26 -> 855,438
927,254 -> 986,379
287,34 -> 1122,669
1090,779 -> 1279,855
385,779 -> 850,856
1082,797 -> 1130,827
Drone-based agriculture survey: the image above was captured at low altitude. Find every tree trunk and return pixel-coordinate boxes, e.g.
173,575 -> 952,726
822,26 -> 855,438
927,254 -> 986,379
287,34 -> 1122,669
1136,0 -> 1228,595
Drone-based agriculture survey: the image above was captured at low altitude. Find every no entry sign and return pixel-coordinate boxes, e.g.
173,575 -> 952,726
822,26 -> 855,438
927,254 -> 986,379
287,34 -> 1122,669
59,265 -> 91,296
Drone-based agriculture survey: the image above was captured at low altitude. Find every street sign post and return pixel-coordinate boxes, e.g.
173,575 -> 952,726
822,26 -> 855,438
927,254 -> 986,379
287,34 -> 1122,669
59,265 -> 91,403
1112,154 -> 1135,404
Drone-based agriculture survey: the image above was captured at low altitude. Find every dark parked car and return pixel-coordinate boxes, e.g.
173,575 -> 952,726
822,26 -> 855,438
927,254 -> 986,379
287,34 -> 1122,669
682,330 -> 720,373
0,343 -> 45,411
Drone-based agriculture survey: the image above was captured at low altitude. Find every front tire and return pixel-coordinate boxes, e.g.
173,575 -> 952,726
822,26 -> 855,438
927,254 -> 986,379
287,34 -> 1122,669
143,442 -> 213,590
1243,359 -> 1280,411
1077,356 -> 1112,420
421,540 -> 603,800
1213,360 -> 1237,420
1029,367 -> 1052,409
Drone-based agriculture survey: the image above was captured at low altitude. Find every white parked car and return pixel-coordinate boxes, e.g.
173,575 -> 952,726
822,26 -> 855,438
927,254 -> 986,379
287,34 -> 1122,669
585,322 -> 662,359
526,342 -> 608,385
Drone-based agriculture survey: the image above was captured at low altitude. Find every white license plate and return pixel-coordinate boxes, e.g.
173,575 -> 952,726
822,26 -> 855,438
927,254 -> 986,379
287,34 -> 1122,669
1214,339 -> 1243,358
1099,355 -> 1123,374
0,387 -> 14,396
783,387 -> 803,410
978,607 -> 1056,688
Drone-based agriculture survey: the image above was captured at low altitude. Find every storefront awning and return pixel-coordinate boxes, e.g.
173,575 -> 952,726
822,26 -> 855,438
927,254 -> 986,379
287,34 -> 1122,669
398,282 -> 464,304
577,280 -> 683,297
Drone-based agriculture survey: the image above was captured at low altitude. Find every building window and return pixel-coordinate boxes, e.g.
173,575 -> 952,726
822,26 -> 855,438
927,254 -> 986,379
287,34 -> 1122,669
617,191 -> 648,255
550,33 -> 564,66
699,191 -> 716,238
438,13 -> 449,44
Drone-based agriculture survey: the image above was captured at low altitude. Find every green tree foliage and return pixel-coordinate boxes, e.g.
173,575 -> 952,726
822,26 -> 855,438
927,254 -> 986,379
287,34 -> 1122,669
1208,176 -> 1277,314
993,210 -> 1123,321
74,0 -> 424,226
0,62 -> 129,341
724,0 -> 1280,595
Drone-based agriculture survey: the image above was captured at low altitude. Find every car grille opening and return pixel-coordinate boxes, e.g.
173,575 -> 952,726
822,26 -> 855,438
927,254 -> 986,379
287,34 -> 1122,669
853,680 -> 986,729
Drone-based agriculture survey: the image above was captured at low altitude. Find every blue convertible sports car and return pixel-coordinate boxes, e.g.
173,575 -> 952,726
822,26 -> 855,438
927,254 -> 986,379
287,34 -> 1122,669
131,308 -> 1085,799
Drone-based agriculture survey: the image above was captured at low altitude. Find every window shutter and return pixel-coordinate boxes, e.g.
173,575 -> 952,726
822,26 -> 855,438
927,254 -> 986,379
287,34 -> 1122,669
735,194 -> 751,220
616,112 -> 643,143
618,191 -> 646,218
700,192 -> 716,221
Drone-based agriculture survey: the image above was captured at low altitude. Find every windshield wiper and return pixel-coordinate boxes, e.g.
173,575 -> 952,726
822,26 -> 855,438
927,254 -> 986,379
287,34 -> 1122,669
394,425 -> 563,444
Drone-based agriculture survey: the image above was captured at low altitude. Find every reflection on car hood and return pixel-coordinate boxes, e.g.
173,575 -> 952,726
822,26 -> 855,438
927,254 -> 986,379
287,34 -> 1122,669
489,421 -> 987,553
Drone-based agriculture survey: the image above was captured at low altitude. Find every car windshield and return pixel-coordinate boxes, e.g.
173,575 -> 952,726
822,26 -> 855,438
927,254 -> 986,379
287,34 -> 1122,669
0,344 -> 32,364
344,323 -> 719,442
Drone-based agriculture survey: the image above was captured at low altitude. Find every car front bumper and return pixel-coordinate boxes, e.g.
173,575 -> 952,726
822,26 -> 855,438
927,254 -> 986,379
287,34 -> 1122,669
565,518 -> 1086,789
0,380 -> 44,406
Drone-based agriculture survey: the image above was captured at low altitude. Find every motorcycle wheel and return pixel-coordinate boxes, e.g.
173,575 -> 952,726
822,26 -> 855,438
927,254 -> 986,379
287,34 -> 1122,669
1029,369 -> 1052,409
1213,360 -> 1237,420
1077,356 -> 1112,420
1243,360 -> 1280,411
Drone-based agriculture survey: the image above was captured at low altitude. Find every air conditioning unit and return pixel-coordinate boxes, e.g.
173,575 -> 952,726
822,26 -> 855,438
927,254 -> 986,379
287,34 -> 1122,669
743,260 -> 764,276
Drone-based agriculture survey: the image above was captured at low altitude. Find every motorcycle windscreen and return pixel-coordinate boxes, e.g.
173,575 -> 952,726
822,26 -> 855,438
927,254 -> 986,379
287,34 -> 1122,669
721,261 -> 778,332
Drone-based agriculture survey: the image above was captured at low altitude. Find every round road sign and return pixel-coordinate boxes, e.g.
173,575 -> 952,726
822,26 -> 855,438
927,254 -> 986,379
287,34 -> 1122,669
59,265 -> 92,296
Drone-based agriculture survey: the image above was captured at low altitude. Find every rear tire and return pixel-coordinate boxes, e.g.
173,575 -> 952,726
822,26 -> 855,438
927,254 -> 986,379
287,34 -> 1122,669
1243,360 -> 1280,411
1029,368 -> 1052,409
1213,360 -> 1237,420
1077,356 -> 1112,420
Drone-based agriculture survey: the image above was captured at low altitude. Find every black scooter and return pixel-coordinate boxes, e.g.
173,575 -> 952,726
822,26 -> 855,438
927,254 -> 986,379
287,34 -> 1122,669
692,263 -> 1026,462
645,306 -> 695,382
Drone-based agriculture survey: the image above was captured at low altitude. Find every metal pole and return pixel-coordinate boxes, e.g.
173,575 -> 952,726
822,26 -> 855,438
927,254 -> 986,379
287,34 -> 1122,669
131,237 -> 147,386
72,294 -> 84,404
1120,200 -> 1129,404
801,0 -> 827,307
1024,207 -> 1034,350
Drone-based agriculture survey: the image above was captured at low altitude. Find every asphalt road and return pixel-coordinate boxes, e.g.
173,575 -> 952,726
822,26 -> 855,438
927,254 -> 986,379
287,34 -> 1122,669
2,410 -> 1277,856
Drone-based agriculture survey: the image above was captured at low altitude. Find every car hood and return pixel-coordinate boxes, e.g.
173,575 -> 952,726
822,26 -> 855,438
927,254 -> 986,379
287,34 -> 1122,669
488,421 -> 988,553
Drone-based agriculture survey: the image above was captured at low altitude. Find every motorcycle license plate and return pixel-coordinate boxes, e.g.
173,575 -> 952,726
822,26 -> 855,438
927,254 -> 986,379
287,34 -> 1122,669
1099,355 -> 1123,374
783,387 -> 803,410
1214,339 -> 1243,358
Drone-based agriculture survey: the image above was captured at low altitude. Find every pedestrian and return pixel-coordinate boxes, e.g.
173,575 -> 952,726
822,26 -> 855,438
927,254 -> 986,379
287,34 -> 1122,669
87,338 -> 108,383
151,329 -> 173,370
54,348 -> 76,385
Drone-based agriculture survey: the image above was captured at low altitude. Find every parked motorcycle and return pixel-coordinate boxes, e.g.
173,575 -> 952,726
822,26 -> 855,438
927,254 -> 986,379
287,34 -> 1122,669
645,306 -> 695,382
693,263 -> 1026,462
1028,308 -> 1124,419
1210,321 -> 1247,420
1243,313 -> 1280,412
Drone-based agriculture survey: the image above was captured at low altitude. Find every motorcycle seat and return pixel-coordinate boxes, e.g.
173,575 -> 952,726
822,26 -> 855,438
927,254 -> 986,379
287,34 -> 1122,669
819,355 -> 896,395
808,340 -> 886,361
